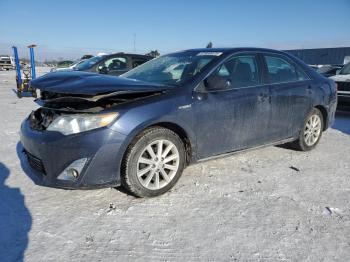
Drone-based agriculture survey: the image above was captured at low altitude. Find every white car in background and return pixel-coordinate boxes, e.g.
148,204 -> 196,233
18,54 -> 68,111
51,54 -> 105,72
50,59 -> 87,72
0,56 -> 15,70
330,62 -> 350,107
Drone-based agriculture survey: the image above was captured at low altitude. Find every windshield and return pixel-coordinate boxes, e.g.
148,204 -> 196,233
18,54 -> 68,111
339,63 -> 350,75
75,56 -> 106,71
122,51 -> 222,86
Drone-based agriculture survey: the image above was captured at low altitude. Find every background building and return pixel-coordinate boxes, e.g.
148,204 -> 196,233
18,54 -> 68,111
284,47 -> 350,65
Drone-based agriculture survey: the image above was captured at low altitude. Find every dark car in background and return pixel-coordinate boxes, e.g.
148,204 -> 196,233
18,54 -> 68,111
73,53 -> 152,76
21,48 -> 337,197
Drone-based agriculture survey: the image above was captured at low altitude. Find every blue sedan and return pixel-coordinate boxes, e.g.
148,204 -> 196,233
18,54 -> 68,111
20,48 -> 337,197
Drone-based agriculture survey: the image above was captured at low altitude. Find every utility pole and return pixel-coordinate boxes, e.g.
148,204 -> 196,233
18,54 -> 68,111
133,34 -> 136,52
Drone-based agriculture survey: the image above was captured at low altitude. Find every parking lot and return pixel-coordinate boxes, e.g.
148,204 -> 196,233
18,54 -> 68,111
1,68 -> 350,261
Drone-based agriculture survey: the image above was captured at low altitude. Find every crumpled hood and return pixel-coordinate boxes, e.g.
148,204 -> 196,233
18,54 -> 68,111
30,71 -> 170,95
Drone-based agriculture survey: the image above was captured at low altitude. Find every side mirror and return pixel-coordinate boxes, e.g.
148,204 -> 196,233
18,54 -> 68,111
98,65 -> 108,74
204,74 -> 231,91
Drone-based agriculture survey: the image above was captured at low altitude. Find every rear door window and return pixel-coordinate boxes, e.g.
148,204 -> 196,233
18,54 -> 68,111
264,55 -> 309,84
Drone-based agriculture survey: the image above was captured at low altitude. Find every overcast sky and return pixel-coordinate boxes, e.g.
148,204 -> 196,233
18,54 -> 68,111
1,0 -> 349,61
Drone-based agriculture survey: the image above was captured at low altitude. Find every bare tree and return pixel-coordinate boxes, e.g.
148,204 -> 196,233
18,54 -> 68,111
145,50 -> 160,58
206,42 -> 213,48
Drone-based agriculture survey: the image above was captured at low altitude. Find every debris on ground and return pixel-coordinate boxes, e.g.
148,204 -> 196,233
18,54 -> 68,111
107,203 -> 117,213
289,166 -> 300,172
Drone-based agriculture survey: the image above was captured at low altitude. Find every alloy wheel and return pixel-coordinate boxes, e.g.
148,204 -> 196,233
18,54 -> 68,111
304,114 -> 322,146
137,139 -> 180,190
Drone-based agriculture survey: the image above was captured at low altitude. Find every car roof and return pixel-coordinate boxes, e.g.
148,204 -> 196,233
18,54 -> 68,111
183,47 -> 289,56
105,53 -> 152,59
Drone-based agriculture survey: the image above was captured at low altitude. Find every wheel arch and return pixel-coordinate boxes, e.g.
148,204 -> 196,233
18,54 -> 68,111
314,105 -> 328,131
121,121 -> 195,171
148,122 -> 193,164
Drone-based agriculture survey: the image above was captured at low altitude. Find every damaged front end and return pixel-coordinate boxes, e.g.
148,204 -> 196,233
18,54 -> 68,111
29,107 -> 57,131
21,72 -> 173,189
28,71 -> 172,132
30,89 -> 165,133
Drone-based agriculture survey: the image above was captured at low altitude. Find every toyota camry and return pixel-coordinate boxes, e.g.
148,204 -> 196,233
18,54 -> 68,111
20,48 -> 337,197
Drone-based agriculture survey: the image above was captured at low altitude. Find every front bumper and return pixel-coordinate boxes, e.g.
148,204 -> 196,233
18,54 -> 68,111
336,80 -> 350,107
20,118 -> 128,189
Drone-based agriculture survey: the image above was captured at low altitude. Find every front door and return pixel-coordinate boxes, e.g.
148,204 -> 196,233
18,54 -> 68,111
193,53 -> 272,159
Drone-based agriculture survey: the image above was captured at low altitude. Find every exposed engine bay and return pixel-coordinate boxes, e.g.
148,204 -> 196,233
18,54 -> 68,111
29,89 -> 164,131
27,71 -> 172,131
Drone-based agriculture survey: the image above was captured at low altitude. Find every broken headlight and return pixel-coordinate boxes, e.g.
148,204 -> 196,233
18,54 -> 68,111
47,112 -> 118,135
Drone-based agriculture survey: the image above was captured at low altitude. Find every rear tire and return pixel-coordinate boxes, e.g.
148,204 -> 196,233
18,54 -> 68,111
121,127 -> 186,197
291,108 -> 323,151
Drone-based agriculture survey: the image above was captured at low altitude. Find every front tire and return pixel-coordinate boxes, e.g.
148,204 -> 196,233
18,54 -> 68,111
121,127 -> 186,197
292,108 -> 323,151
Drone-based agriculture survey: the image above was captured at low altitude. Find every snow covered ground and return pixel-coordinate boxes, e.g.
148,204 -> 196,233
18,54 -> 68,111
1,68 -> 350,261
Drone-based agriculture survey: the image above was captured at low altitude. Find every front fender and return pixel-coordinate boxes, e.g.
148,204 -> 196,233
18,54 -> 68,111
108,94 -> 198,160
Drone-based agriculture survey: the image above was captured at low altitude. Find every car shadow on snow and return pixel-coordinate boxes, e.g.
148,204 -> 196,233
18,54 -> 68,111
333,110 -> 350,135
0,162 -> 32,261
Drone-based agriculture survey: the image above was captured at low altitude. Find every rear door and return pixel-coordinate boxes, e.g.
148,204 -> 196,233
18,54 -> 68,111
193,53 -> 272,158
261,53 -> 312,140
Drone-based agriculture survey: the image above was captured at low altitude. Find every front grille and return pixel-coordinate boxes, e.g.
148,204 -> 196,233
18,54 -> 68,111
25,151 -> 46,175
336,81 -> 350,92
